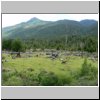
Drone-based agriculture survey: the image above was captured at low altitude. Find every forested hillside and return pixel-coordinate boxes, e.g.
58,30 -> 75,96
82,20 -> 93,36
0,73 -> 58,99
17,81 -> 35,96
2,18 -> 98,52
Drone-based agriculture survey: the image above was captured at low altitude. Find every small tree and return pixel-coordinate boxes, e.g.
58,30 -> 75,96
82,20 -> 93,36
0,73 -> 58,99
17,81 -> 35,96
11,39 -> 23,57
12,39 -> 23,52
80,58 -> 97,77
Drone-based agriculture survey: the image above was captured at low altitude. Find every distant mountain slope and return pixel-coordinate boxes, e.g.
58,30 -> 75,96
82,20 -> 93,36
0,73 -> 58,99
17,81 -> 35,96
2,18 -> 98,40
2,17 -> 51,39
80,19 -> 97,27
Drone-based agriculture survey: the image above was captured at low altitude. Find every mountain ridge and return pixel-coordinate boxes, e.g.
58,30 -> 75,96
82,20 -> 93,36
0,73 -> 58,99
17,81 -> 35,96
2,17 -> 98,40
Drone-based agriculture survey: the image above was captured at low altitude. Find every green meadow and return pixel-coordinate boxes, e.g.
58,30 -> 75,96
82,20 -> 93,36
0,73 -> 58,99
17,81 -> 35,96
2,52 -> 98,86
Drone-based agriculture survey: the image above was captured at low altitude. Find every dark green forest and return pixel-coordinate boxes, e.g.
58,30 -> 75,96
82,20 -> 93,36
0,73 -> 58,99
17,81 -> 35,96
2,34 -> 98,53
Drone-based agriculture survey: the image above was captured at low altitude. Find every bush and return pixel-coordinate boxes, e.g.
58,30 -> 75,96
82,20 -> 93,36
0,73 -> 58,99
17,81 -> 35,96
38,70 -> 58,86
4,76 -> 23,86
17,69 -> 40,86
2,68 -> 73,86
76,58 -> 98,86
57,76 -> 72,86
80,58 -> 98,78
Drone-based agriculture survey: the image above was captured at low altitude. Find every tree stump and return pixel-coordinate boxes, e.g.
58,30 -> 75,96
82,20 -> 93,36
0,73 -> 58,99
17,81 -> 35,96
16,52 -> 21,57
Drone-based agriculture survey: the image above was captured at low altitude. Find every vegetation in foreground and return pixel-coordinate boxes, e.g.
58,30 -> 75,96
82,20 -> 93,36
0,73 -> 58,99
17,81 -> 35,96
2,52 -> 98,86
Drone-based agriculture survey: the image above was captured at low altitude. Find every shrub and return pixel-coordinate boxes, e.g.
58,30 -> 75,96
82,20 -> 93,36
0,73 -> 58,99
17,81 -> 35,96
4,76 -> 23,86
18,69 -> 39,86
38,70 -> 59,86
57,76 -> 72,86
80,58 -> 98,78
77,58 -> 98,86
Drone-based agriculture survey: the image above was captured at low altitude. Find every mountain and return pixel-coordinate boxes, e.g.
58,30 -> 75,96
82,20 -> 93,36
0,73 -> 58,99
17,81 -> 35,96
2,18 -> 98,40
80,19 -> 97,27
24,17 -> 51,28
2,17 -> 51,39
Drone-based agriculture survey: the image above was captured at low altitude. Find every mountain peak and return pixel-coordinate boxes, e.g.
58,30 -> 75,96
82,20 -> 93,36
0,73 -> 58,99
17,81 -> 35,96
28,17 -> 41,22
32,17 -> 40,20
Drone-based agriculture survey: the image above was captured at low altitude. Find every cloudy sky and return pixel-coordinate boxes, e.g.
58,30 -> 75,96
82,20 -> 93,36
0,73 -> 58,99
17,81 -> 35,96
2,14 -> 98,28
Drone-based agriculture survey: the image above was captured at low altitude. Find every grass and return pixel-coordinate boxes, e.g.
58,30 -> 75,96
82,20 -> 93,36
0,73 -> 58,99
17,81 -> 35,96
2,52 -> 98,86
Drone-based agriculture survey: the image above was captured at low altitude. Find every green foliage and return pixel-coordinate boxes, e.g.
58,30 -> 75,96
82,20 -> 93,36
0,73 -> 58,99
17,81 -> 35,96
2,34 -> 98,53
2,39 -> 13,50
4,76 -> 23,86
2,53 -> 98,86
2,38 -> 26,52
38,70 -> 59,86
75,58 -> 98,86
80,58 -> 98,77
11,39 -> 23,52
84,36 -> 98,52
80,58 -> 88,76
2,67 -> 73,86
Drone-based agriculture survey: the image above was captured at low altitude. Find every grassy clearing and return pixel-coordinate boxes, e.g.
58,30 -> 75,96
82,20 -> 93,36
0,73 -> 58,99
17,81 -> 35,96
2,53 -> 98,86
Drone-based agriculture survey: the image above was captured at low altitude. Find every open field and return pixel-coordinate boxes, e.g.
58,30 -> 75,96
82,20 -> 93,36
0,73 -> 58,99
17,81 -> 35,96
2,51 -> 98,86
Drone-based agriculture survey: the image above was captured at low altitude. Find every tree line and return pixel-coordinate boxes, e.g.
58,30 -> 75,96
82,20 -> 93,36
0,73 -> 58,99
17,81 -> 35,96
2,34 -> 98,53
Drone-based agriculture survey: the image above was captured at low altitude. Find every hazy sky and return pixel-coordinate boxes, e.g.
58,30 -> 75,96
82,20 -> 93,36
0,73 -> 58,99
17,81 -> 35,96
2,14 -> 98,28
